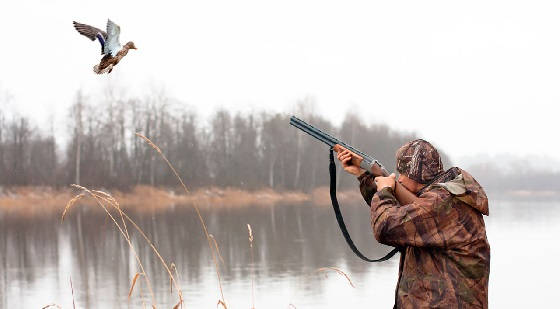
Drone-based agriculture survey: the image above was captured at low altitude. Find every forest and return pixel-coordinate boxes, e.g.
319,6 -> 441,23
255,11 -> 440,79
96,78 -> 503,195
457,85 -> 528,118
0,89 -> 557,193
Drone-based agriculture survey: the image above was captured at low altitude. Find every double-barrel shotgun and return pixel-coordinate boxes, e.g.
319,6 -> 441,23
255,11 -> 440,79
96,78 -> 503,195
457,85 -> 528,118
289,116 -> 416,262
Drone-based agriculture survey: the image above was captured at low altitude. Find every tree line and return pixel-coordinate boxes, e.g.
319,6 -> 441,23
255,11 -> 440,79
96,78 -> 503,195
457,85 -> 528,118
3,89 -> 558,194
2,89 -> 558,194
0,91 -> 436,191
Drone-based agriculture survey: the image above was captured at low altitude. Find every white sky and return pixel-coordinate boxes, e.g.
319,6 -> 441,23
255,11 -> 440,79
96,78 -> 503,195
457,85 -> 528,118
1,0 -> 560,163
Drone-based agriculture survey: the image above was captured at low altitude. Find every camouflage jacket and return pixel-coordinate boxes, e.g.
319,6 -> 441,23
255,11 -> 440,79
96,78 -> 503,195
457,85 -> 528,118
358,167 -> 490,309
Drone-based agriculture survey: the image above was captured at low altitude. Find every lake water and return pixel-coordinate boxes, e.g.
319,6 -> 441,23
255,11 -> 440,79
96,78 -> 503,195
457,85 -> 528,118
1,196 -> 559,308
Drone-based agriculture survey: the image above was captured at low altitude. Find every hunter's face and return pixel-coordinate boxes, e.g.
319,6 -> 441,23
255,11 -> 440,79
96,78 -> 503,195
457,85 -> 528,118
398,174 -> 422,194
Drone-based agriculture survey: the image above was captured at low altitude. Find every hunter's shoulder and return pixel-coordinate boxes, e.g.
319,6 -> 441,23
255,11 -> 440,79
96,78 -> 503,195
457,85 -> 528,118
424,167 -> 489,216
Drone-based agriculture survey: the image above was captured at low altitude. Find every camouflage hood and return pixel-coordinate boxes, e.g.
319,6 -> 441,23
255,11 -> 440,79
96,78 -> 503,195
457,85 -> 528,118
396,139 -> 444,184
434,169 -> 489,215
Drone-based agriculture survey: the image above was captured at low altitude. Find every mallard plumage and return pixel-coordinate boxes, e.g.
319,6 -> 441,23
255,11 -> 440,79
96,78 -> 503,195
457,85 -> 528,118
73,19 -> 137,74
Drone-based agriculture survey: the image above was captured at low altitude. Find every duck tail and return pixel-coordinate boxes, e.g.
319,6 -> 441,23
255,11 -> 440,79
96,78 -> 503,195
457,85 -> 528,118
93,64 -> 112,74
93,64 -> 102,74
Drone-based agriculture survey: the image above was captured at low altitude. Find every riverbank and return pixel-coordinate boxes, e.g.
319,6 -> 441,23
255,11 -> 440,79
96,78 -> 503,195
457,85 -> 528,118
2,185 -> 558,217
0,185 -> 365,217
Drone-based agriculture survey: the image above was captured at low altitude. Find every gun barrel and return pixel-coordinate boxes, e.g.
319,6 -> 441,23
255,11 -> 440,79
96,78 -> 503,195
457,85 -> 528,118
289,116 -> 336,146
289,116 -> 389,175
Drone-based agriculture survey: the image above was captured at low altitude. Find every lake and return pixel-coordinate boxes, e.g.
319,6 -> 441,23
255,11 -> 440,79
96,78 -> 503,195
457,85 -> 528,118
1,195 -> 559,308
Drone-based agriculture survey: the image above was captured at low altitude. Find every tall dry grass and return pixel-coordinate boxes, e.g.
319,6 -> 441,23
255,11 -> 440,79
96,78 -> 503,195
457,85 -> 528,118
60,133 -> 231,307
63,184 -> 162,306
136,132 -> 227,307
316,267 -> 355,288
56,132 -> 364,308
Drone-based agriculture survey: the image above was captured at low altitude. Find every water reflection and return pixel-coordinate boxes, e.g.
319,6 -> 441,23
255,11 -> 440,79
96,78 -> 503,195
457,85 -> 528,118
1,199 -> 559,308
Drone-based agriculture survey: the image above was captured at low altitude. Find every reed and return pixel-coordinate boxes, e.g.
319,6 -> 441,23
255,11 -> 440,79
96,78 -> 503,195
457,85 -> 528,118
70,276 -> 76,309
91,189 -> 184,306
217,299 -> 228,309
128,272 -> 141,299
316,267 -> 355,288
61,193 -> 85,222
57,133 -> 364,308
170,263 -> 182,294
136,133 -> 227,306
63,184 -> 158,307
247,224 -> 255,309
209,234 -> 226,266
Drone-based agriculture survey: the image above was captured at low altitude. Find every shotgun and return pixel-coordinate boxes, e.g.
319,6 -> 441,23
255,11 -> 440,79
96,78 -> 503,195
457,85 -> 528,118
289,115 -> 403,263
289,116 -> 390,175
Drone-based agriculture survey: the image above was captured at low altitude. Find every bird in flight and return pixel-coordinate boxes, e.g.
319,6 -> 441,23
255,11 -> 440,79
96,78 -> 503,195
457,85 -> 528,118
73,19 -> 137,74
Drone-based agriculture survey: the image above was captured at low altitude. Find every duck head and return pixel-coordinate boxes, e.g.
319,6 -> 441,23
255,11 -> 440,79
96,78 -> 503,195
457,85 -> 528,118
125,41 -> 137,50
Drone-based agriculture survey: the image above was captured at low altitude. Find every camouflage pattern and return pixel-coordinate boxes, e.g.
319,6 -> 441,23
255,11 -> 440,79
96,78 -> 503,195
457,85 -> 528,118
396,139 -> 444,184
359,168 -> 490,308
358,171 -> 377,205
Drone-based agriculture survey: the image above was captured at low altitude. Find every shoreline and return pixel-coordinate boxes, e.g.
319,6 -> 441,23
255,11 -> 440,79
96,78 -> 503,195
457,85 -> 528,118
0,185 -> 365,216
1,185 -> 558,217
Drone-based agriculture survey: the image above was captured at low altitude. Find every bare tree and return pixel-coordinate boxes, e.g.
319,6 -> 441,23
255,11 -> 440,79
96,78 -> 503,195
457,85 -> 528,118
70,91 -> 85,185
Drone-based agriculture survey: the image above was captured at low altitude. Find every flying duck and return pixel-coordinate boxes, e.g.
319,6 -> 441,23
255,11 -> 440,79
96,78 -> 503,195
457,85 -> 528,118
73,19 -> 137,74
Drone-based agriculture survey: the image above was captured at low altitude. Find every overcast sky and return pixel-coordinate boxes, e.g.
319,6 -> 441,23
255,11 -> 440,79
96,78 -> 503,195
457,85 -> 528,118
1,0 -> 559,164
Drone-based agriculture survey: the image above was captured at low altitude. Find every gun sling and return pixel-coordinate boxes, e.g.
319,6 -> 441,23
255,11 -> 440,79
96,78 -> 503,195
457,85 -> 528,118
329,148 -> 399,262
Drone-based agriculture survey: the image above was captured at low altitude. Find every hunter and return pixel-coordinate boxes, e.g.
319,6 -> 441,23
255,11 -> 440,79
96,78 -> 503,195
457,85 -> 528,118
337,139 -> 490,309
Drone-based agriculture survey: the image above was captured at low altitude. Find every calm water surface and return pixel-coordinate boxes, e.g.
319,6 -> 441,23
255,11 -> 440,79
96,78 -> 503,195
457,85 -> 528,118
1,196 -> 559,308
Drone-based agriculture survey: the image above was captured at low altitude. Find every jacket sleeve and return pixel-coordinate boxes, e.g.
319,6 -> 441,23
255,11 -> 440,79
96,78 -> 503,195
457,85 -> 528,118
370,186 -> 460,249
357,171 -> 377,206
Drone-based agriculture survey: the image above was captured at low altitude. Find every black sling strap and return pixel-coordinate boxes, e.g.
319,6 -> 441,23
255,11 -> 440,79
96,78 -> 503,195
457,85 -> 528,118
329,148 -> 399,262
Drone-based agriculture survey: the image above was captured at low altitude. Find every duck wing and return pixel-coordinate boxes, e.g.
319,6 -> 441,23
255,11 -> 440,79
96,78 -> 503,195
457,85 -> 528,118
104,19 -> 122,56
73,21 -> 107,55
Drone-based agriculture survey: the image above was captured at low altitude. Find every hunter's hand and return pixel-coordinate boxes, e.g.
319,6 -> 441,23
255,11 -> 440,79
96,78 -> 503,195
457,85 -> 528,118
374,173 -> 396,191
334,145 -> 364,176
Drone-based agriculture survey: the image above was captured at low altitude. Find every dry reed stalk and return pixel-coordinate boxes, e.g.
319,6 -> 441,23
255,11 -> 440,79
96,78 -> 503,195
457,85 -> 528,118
91,191 -> 184,307
68,185 -> 157,307
61,192 -> 85,222
217,299 -> 228,309
87,193 -> 154,300
137,133 -> 226,305
247,224 -> 255,309
129,272 -> 141,299
209,234 -> 225,266
138,273 -> 147,309
100,194 -> 184,304
135,133 -> 189,192
93,190 -> 131,240
70,276 -> 76,309
316,267 -> 355,288
170,263 -> 181,294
